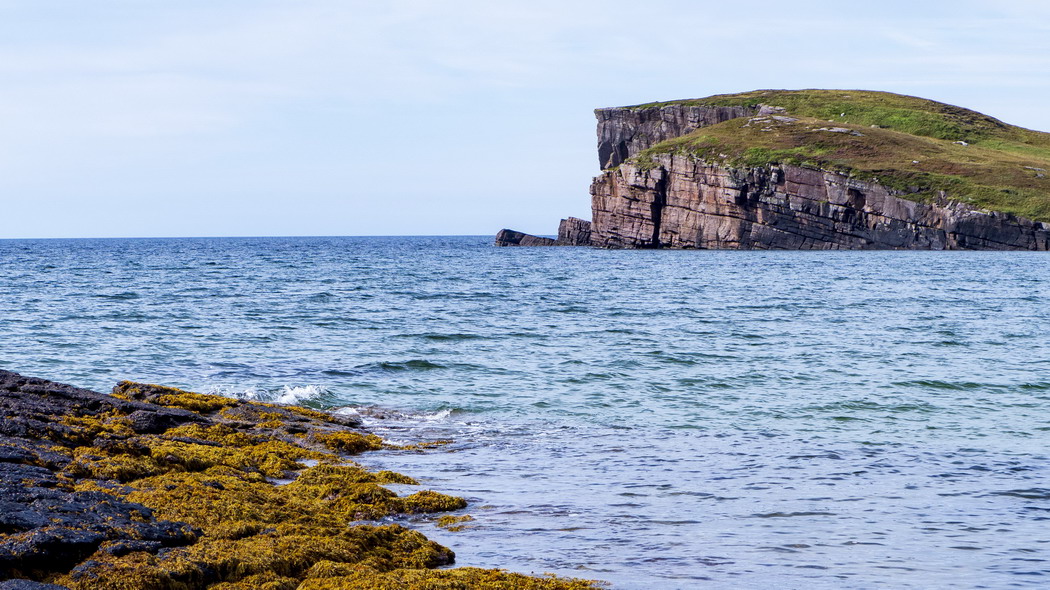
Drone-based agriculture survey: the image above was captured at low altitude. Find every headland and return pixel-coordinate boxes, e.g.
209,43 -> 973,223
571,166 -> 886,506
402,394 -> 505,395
498,89 -> 1050,250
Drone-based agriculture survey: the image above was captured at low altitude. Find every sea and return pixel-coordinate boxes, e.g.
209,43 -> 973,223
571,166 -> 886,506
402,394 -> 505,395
1,236 -> 1048,589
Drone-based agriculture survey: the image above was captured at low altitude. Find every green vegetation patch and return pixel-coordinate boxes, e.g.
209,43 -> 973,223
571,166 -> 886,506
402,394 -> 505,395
625,91 -> 1050,222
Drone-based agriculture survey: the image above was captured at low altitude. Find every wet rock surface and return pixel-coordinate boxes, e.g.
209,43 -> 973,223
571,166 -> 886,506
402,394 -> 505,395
0,372 -> 202,582
0,370 -> 598,589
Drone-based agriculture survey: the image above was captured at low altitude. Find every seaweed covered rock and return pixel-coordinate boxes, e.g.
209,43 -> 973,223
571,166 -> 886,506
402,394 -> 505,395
0,370 -> 599,589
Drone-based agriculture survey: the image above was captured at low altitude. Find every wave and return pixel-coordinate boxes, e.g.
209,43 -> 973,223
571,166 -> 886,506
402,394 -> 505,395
275,385 -> 327,404
989,488 -> 1050,500
892,380 -> 987,390
94,291 -> 140,300
353,360 -> 496,374
359,360 -> 446,371
423,409 -> 453,421
394,332 -> 486,341
803,400 -> 938,414
203,383 -> 329,405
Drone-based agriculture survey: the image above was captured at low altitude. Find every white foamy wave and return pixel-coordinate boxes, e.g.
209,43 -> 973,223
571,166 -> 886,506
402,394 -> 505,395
201,383 -> 327,404
203,384 -> 267,400
276,384 -> 326,404
423,409 -> 453,421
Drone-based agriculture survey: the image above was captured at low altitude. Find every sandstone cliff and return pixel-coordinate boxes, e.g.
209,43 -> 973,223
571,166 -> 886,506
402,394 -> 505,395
591,156 -> 1049,250
498,90 -> 1050,250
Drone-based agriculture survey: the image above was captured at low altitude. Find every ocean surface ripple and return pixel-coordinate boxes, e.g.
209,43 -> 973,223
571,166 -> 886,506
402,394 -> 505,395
1,236 -> 1049,588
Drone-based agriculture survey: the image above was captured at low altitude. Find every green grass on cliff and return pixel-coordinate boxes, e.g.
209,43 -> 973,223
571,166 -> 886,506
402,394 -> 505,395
626,90 -> 1050,222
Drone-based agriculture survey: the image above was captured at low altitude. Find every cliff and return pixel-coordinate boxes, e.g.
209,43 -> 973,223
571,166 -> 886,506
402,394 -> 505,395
502,89 -> 1050,250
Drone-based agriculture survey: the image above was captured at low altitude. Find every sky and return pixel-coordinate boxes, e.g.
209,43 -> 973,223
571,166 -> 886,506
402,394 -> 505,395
2,0 -> 1050,238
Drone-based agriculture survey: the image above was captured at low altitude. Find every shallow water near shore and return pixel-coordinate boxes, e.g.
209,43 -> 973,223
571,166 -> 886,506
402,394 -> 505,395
1,236 -> 1049,588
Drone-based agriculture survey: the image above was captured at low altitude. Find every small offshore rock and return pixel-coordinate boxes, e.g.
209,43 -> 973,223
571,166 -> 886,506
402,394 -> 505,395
494,229 -> 557,246
495,218 -> 592,247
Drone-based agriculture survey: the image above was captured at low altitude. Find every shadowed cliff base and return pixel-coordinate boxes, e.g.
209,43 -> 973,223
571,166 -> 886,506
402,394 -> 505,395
501,89 -> 1050,250
0,370 -> 602,590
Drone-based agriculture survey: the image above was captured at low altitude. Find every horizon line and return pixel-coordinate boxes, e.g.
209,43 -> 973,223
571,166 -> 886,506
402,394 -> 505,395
0,233 -> 545,241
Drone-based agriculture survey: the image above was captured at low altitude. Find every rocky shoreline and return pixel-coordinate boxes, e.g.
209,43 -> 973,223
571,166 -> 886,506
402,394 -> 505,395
0,370 -> 599,589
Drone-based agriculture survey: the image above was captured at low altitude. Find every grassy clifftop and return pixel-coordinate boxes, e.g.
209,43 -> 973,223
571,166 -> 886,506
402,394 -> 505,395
629,90 -> 1050,222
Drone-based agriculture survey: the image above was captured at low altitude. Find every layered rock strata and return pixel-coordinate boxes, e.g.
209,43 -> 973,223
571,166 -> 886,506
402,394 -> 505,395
596,104 -> 757,169
557,217 -> 592,246
591,155 -> 1050,250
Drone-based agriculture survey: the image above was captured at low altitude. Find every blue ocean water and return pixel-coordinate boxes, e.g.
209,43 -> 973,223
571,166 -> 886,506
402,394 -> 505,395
1,236 -> 1048,589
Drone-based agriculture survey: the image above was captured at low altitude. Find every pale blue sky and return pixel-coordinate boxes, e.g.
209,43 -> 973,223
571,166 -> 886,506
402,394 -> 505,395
2,0 -> 1049,238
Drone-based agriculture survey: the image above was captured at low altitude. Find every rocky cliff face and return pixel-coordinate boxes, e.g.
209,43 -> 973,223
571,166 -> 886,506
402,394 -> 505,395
588,105 -> 1050,250
596,105 -> 756,169
590,155 -> 1050,250
557,217 -> 592,245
